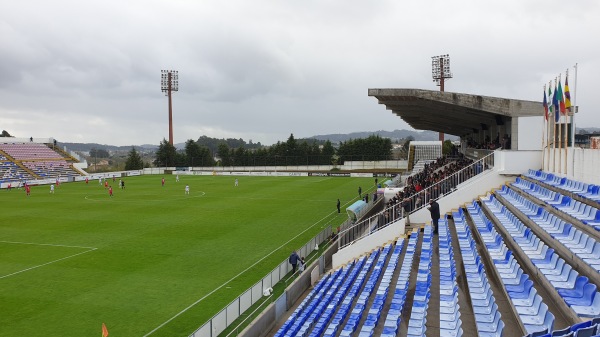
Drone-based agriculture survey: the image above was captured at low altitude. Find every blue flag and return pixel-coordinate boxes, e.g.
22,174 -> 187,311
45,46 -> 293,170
553,82 -> 559,122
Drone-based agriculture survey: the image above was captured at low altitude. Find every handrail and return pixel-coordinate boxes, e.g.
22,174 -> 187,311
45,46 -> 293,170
338,151 -> 496,249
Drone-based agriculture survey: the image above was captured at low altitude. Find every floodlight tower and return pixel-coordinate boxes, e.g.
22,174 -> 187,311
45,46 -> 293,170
432,54 -> 452,141
161,70 -> 179,145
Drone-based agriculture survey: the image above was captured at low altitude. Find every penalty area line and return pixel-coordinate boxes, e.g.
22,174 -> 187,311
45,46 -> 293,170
0,245 -> 97,280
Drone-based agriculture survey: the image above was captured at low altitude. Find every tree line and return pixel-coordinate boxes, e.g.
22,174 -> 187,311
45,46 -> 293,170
125,134 -> 393,169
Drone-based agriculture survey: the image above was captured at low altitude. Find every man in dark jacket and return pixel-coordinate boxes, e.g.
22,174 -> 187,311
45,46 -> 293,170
289,251 -> 300,273
402,197 -> 412,225
428,199 -> 440,234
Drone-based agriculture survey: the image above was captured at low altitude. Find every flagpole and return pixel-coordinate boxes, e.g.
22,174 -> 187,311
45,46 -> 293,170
542,84 -> 547,171
553,78 -> 557,173
546,115 -> 550,171
552,109 -> 556,173
559,74 -> 564,174
547,81 -> 552,172
563,70 -> 568,175
572,63 -> 578,175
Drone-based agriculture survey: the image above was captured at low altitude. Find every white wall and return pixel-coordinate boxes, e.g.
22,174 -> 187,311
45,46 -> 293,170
495,150 -> 542,175
573,148 -> 600,185
517,116 -> 544,151
542,148 -> 600,185
0,137 -> 54,144
191,161 -> 408,172
332,219 -> 405,269
408,169 -> 513,224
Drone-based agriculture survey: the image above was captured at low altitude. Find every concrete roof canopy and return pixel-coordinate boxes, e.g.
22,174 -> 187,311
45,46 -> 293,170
368,89 -> 542,137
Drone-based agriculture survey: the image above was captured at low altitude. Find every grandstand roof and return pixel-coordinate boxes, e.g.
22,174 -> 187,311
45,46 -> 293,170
368,88 -> 542,137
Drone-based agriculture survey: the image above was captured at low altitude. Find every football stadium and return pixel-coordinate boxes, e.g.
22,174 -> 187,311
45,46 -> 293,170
3,74 -> 600,337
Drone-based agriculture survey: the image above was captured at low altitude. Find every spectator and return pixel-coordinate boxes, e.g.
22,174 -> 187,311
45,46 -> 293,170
289,251 -> 300,273
298,257 -> 306,272
428,198 -> 440,235
402,197 -> 411,225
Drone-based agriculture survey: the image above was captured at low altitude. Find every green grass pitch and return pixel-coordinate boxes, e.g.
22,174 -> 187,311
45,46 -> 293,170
0,175 -> 373,336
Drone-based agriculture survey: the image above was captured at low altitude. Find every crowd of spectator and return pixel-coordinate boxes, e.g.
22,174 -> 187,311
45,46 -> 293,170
383,153 -> 480,224
466,133 -> 511,150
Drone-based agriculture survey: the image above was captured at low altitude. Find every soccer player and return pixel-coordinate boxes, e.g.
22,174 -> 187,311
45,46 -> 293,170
176,175 -> 179,182
162,177 -> 165,187
104,180 -> 109,189
85,177 -> 89,184
25,185 -> 31,196
185,185 -> 190,195
108,186 -> 113,197
50,184 -> 55,194
234,178 -> 238,187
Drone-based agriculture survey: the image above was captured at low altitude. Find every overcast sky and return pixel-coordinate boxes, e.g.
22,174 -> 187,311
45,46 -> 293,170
1,0 -> 599,146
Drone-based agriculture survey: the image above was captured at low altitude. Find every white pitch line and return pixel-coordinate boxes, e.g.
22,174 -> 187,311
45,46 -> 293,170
0,240 -> 97,250
0,247 -> 97,280
84,191 -> 206,202
143,211 -> 335,336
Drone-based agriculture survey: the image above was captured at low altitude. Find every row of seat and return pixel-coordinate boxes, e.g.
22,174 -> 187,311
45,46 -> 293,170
339,244 -> 391,336
513,178 -> 600,229
309,257 -> 364,337
526,170 -> 600,204
356,242 -> 403,337
454,208 -> 505,337
486,193 -> 600,319
380,231 -> 419,337
407,226 -> 433,337
22,160 -> 77,179
542,318 -> 600,337
473,198 -> 556,334
476,197 -> 556,335
439,219 -> 464,337
276,259 -> 350,337
321,256 -> 369,337
301,230 -> 421,337
499,187 -> 600,273
0,143 -> 64,160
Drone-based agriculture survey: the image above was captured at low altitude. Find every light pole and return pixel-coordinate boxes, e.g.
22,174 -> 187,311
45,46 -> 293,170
432,54 -> 452,142
161,70 -> 179,146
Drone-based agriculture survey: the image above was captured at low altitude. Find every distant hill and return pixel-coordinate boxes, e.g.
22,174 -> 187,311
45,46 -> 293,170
309,130 -> 458,143
577,127 -> 600,134
58,142 -> 161,153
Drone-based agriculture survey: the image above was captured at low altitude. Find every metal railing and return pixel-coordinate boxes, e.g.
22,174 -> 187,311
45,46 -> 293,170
338,151 -> 495,249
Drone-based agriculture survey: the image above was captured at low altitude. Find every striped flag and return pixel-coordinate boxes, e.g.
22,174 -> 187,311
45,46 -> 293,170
564,75 -> 572,113
102,323 -> 109,337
